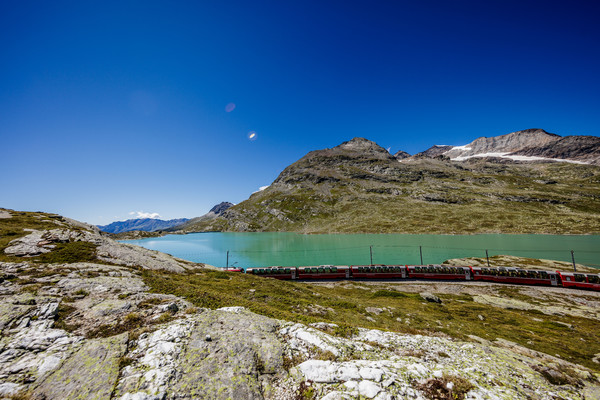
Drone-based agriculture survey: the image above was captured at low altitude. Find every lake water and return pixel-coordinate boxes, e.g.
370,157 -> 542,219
122,233 -> 600,269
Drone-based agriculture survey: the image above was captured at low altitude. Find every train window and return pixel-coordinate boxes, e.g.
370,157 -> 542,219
588,275 -> 599,284
285,268 -> 290,273
574,274 -> 586,282
331,267 -> 337,272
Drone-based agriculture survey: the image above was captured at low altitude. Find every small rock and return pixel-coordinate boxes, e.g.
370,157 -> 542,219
358,380 -> 382,398
365,307 -> 384,315
446,381 -> 454,390
0,382 -> 23,397
205,335 -> 212,342
478,314 -> 485,321
158,303 -> 179,314
217,306 -> 246,313
419,292 -> 442,304
552,320 -> 573,329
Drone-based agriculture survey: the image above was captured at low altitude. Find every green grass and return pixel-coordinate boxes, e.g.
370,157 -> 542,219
142,270 -> 600,372
34,241 -> 98,264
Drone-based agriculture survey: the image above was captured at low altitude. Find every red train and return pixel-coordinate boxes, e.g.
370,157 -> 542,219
243,264 -> 600,291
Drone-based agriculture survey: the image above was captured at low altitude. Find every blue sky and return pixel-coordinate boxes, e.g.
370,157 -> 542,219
1,0 -> 599,224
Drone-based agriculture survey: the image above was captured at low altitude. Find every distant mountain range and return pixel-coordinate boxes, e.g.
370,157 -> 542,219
179,128 -> 600,234
98,218 -> 190,234
99,202 -> 234,234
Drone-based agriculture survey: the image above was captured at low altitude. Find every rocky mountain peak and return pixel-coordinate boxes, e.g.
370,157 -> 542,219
336,137 -> 390,155
209,202 -> 234,216
394,150 -> 410,160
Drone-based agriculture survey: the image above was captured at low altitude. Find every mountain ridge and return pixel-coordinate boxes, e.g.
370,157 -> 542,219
179,129 -> 600,234
98,217 -> 190,234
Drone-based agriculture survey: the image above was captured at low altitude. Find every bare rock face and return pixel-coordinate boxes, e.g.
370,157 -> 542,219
114,308 -> 284,400
443,128 -> 561,159
511,135 -> 600,165
33,333 -> 128,400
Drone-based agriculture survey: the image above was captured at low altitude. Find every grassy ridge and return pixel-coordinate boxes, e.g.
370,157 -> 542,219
142,269 -> 600,372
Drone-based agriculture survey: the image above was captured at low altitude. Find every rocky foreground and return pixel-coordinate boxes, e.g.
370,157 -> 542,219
2,259 -> 600,400
1,209 -> 600,399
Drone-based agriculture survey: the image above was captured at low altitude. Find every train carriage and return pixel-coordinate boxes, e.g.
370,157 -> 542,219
558,272 -> 600,290
246,266 -> 295,280
243,263 -> 599,292
406,265 -> 471,280
297,265 -> 349,280
351,265 -> 406,279
471,267 -> 559,286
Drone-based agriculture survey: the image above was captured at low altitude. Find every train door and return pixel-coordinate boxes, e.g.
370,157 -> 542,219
550,273 -> 558,286
402,267 -> 407,279
345,268 -> 350,279
291,269 -> 297,280
465,268 -> 471,280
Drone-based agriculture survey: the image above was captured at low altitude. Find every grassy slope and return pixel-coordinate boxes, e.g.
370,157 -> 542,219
143,269 -> 600,372
183,157 -> 600,234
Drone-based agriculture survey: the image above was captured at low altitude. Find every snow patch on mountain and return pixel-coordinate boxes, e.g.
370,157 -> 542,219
450,152 -> 589,164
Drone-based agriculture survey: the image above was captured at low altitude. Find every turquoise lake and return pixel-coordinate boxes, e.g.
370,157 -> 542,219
123,233 -> 600,269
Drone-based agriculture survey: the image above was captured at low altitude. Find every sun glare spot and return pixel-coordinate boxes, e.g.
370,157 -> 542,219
225,102 -> 236,112
248,131 -> 257,141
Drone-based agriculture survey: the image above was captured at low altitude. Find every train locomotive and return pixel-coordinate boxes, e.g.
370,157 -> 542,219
242,264 -> 600,291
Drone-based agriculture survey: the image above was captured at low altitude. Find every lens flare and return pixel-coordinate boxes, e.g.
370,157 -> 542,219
248,131 -> 257,141
225,103 -> 236,112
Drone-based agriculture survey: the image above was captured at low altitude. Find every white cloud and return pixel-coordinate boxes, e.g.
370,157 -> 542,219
252,185 -> 270,194
130,211 -> 162,219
